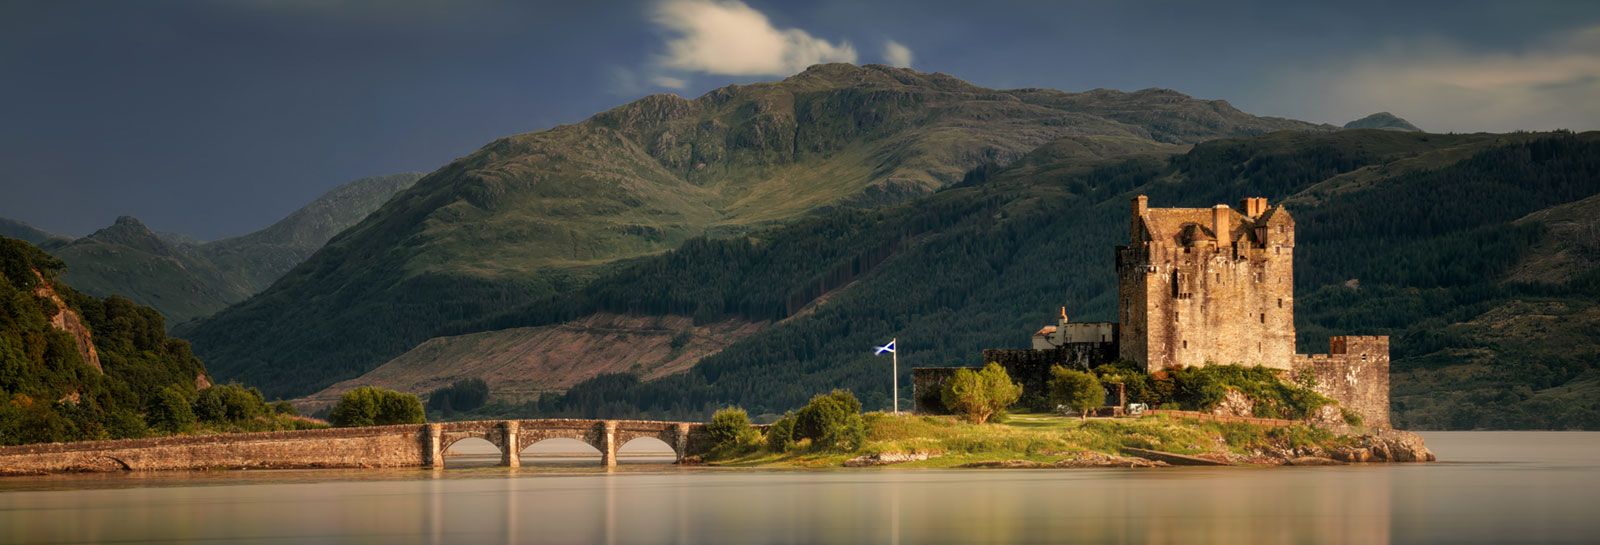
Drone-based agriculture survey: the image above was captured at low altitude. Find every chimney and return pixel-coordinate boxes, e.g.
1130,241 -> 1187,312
1060,306 -> 1069,324
1130,195 -> 1149,242
1240,197 -> 1268,218
1212,204 -> 1230,243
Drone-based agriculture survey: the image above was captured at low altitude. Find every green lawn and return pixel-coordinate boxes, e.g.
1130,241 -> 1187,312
710,412 -> 1342,468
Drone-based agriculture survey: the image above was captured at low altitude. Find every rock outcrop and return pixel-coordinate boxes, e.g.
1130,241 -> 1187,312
31,270 -> 101,373
1329,430 -> 1436,462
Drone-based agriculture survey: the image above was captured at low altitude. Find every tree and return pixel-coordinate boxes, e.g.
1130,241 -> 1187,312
706,406 -> 758,452
766,412 -> 796,451
794,389 -> 865,451
192,384 -> 266,424
941,363 -> 1022,424
1049,367 -> 1104,418
426,378 -> 490,416
146,386 -> 196,433
330,386 -> 425,427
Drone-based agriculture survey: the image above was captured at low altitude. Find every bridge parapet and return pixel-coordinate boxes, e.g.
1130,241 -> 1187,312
0,418 -> 710,476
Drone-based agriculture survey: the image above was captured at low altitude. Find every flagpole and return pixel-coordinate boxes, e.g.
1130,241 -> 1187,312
892,337 -> 899,415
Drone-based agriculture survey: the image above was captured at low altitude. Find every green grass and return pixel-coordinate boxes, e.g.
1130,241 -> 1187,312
709,412 -> 1348,468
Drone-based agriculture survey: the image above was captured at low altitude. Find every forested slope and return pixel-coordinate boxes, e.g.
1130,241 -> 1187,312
509,130 -> 1600,429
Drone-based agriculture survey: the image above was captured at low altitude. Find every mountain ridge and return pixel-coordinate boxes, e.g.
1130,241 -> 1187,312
184,63 -> 1336,399
41,173 -> 423,325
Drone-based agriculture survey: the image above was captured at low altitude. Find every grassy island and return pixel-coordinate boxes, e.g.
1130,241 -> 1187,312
707,412 -> 1354,469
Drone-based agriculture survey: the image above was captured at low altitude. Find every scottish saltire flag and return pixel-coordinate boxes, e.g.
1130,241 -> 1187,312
874,340 -> 896,355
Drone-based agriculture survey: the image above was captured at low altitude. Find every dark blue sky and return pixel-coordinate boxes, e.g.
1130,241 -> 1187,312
4,0 -> 1598,239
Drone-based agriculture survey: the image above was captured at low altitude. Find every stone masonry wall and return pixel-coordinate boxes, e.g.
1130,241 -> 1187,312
1291,336 -> 1392,429
1118,199 -> 1297,373
0,419 -> 711,476
0,424 -> 429,476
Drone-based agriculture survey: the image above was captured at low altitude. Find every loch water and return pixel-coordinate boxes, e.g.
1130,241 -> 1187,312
0,432 -> 1596,544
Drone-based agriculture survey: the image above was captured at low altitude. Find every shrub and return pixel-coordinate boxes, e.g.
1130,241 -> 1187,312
1169,366 -> 1227,410
1048,367 -> 1104,418
707,406 -> 759,451
794,389 -> 865,452
1341,408 -> 1364,427
426,378 -> 490,415
192,384 -> 266,424
269,400 -> 298,416
330,386 -> 425,427
146,386 -> 196,433
766,412 -> 796,451
940,363 -> 1022,424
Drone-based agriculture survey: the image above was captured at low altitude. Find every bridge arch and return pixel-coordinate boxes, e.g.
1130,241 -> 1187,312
440,437 -> 503,468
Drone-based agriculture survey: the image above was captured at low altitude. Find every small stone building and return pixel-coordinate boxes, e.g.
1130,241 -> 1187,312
913,195 -> 1391,428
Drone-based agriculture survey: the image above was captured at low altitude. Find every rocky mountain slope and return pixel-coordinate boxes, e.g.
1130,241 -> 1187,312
184,63 -> 1331,399
1344,112 -> 1422,132
41,173 -> 422,325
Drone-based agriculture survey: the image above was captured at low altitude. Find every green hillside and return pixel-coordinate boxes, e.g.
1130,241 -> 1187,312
42,173 -> 421,325
0,218 -> 66,246
510,129 -> 1600,430
0,237 -> 206,444
185,64 -> 1327,399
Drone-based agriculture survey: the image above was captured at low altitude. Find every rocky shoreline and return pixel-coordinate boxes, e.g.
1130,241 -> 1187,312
840,429 -> 1436,469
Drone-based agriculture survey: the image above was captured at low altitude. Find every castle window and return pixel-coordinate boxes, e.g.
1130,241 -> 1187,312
1278,298 -> 1284,308
1260,313 -> 1265,323
1183,340 -> 1188,349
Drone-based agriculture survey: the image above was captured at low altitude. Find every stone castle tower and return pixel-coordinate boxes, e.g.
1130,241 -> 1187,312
1116,195 -> 1297,371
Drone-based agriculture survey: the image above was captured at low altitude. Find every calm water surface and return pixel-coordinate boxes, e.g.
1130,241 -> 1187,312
1,432 -> 1596,544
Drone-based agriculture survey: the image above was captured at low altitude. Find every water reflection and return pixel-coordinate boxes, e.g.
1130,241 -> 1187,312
1,432 -> 1598,544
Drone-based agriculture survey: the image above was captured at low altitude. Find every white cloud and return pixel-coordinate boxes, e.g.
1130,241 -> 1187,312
883,40 -> 913,68
651,0 -> 857,77
651,75 -> 689,89
1259,25 -> 1600,132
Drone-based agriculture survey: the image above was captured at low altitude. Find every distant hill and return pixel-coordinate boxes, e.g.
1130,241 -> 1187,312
182,63 -> 1335,399
0,218 -> 67,246
0,237 -> 209,445
467,129 -> 1594,431
48,173 -> 422,325
51,216 -> 249,326
1344,112 -> 1422,132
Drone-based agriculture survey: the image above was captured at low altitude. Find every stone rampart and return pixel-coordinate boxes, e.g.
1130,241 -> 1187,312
1291,336 -> 1391,429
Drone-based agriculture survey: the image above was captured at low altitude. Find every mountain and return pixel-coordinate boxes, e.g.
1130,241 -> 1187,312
1344,112 -> 1422,132
0,237 -> 209,444
201,173 -> 424,292
182,63 -> 1335,399
0,218 -> 67,246
487,129 -> 1594,431
51,216 -> 248,326
48,173 -> 422,325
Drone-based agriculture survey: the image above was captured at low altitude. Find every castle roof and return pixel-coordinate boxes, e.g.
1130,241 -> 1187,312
1137,207 -> 1257,246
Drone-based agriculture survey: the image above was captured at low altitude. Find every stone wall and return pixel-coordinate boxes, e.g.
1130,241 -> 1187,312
1291,336 -> 1392,429
0,424 -> 430,476
0,419 -> 710,476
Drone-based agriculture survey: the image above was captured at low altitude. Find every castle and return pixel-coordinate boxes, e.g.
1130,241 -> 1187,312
914,195 -> 1390,428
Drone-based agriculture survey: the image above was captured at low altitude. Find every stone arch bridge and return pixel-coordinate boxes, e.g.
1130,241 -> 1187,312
0,419 -> 709,475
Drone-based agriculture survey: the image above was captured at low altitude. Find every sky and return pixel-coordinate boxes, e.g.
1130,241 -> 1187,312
3,0 -> 1599,239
